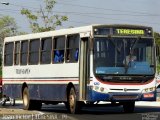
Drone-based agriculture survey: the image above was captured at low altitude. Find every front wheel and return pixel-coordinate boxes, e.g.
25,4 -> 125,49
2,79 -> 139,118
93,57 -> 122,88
123,101 -> 135,113
67,87 -> 82,114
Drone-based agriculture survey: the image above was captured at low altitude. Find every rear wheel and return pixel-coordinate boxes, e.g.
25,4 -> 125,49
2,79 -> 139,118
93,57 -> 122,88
67,87 -> 82,114
23,87 -> 32,110
23,87 -> 42,110
123,101 -> 135,113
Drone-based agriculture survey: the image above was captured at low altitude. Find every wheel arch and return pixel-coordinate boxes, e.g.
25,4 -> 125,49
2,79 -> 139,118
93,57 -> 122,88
66,82 -> 75,100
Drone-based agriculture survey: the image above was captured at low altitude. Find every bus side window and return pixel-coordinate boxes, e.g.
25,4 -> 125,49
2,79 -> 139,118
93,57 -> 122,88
4,42 -> 14,66
66,34 -> 79,63
21,41 -> 28,65
29,39 -> 40,65
14,41 -> 20,65
41,37 -> 52,64
53,36 -> 65,63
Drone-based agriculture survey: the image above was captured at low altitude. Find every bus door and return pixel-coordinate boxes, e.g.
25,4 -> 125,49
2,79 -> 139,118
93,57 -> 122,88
79,32 -> 90,101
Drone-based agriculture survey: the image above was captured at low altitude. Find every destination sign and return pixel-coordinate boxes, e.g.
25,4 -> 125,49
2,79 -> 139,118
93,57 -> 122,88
116,29 -> 145,35
94,27 -> 152,37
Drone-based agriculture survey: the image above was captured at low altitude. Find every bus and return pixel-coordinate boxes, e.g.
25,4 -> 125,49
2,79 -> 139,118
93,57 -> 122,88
2,24 -> 157,113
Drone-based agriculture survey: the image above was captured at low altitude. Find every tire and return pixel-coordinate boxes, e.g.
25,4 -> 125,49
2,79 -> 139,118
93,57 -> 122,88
67,87 -> 82,114
22,87 -> 42,110
23,87 -> 33,110
32,100 -> 42,110
123,101 -> 135,113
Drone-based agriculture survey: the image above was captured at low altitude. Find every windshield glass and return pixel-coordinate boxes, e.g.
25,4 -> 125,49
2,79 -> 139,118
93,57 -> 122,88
93,37 -> 155,75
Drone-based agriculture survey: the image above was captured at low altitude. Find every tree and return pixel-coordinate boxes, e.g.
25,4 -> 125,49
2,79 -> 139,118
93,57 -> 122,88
21,0 -> 68,33
154,32 -> 160,46
0,16 -> 18,66
154,32 -> 160,73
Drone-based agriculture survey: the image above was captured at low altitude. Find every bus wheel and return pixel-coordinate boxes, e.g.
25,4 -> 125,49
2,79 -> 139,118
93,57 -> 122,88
23,87 -> 33,110
32,100 -> 42,110
123,101 -> 135,113
67,87 -> 82,114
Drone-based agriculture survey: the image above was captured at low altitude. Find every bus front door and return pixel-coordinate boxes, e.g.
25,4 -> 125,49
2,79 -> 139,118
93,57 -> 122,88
79,37 -> 89,101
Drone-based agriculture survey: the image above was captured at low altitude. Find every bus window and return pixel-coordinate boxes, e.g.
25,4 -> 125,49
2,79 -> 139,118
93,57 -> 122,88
66,34 -> 79,62
41,37 -> 52,64
14,41 -> 20,65
4,42 -> 14,66
29,39 -> 40,65
53,36 -> 65,63
21,41 -> 28,65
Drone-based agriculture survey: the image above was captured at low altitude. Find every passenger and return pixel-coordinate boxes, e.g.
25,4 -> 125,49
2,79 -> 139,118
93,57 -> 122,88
123,50 -> 137,65
54,50 -> 64,63
74,49 -> 79,61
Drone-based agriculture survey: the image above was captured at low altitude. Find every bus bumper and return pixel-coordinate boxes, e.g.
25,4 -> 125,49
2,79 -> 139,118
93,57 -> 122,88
88,90 -> 156,102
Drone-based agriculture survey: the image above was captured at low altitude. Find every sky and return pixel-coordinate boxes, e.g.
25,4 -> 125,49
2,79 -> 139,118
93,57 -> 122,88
0,0 -> 160,33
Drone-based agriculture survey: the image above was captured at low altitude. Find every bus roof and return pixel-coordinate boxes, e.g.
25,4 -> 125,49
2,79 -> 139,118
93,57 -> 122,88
4,24 -> 152,42
4,25 -> 93,42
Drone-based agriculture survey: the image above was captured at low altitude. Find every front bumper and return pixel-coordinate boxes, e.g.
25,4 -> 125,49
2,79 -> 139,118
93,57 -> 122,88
88,90 -> 156,102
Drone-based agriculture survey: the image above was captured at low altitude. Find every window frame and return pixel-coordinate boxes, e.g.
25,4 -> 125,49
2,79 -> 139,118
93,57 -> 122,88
4,42 -> 14,66
20,40 -> 29,65
52,36 -> 65,64
29,39 -> 40,65
14,41 -> 20,65
66,34 -> 80,63
40,37 -> 52,64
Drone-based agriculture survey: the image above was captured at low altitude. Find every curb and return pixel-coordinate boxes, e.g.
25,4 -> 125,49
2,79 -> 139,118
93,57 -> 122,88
135,101 -> 160,107
7,100 -> 160,107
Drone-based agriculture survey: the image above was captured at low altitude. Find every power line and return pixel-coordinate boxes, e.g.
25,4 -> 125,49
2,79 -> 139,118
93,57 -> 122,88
1,7 -> 160,18
4,1 -> 160,16
0,8 -> 159,26
0,2 -> 159,27
1,8 -> 160,17
56,1 -> 160,16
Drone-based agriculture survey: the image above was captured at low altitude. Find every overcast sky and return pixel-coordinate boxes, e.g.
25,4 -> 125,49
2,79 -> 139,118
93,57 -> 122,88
0,0 -> 160,33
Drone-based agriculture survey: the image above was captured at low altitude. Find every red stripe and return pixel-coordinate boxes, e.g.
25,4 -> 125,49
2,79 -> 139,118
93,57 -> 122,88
3,79 -> 79,82
96,77 -> 154,86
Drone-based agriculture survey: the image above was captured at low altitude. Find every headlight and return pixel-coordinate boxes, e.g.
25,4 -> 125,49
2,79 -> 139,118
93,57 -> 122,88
143,87 -> 156,93
92,86 -> 108,93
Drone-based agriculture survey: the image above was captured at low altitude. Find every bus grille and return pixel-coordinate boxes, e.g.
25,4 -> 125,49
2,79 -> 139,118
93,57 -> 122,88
112,95 -> 138,100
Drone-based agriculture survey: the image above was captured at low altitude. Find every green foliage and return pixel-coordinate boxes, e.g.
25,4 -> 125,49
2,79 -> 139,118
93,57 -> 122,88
157,63 -> 160,74
21,0 -> 68,33
0,16 -> 17,40
0,16 -> 18,66
154,32 -> 160,73
154,32 -> 160,45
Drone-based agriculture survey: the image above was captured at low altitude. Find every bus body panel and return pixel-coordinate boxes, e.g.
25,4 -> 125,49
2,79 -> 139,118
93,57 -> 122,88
3,84 -> 80,101
2,24 -> 157,105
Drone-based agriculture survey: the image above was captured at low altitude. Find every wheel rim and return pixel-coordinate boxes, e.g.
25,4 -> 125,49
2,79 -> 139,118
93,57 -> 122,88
23,90 -> 28,107
69,89 -> 75,112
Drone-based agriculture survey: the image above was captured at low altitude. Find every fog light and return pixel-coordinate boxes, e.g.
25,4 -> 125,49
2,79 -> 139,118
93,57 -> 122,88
143,93 -> 154,98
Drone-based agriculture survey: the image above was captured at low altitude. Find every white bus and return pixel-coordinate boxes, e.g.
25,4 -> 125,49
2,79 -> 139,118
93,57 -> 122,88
2,24 -> 157,113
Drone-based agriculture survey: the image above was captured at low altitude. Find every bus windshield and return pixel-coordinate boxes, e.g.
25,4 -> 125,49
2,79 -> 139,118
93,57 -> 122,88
93,37 -> 155,75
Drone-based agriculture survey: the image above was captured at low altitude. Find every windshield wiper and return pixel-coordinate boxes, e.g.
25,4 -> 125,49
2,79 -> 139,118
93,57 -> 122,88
124,38 -> 139,73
